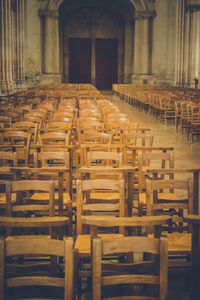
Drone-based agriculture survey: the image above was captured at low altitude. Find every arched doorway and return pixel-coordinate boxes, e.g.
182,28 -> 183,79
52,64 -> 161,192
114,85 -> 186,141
59,1 -> 134,88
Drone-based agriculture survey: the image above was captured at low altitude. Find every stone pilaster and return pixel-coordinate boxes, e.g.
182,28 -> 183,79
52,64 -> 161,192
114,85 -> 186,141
38,9 -> 61,83
0,0 -> 15,94
175,0 -> 200,87
132,10 -> 156,83
16,0 -> 25,88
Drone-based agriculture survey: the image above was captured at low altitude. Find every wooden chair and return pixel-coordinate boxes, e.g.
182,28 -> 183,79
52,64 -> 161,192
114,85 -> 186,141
0,116 -> 11,128
43,121 -> 72,132
92,235 -> 168,300
5,179 -> 56,218
126,132 -> 154,147
75,177 -> 126,292
38,132 -> 71,151
0,236 -> 75,300
137,150 -> 175,211
79,131 -> 112,145
146,177 -> 193,262
75,177 -> 126,241
187,105 -> 200,142
22,115 -> 43,128
1,131 -> 32,166
78,121 -> 104,132
159,98 -> 176,125
48,116 -> 72,124
86,150 -> 123,168
53,111 -> 74,119
32,151 -> 72,232
9,121 -> 38,145
0,176 -> 72,238
0,152 -> 18,213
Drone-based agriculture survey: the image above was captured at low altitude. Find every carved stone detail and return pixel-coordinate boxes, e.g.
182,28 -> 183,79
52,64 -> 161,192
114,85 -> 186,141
134,10 -> 156,19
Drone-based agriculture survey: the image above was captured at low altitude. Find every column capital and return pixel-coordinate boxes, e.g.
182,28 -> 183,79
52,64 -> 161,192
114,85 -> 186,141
38,9 -> 58,19
134,10 -> 156,20
185,4 -> 200,12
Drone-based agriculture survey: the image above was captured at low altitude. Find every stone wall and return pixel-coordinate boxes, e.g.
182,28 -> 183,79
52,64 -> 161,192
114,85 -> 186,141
0,0 -> 199,95
152,0 -> 177,85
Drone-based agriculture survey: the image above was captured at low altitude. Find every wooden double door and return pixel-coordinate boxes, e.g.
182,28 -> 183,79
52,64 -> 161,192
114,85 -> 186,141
68,38 -> 118,90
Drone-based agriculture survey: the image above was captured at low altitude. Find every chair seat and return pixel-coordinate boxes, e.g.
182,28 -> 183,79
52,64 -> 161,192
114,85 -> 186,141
167,232 -> 191,254
75,233 -> 123,256
139,192 -> 180,205
31,192 -> 71,203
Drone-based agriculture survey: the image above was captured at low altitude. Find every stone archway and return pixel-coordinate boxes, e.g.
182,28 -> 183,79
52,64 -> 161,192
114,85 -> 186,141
38,0 -> 156,85
40,0 -> 148,11
60,4 -> 126,87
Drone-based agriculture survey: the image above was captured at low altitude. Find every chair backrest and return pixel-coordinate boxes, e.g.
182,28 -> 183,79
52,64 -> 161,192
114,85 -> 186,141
0,151 -> 18,168
146,178 -> 194,233
49,116 -> 72,123
11,121 -> 38,145
44,121 -> 72,131
79,121 -> 104,131
92,235 -> 168,300
1,131 -> 32,166
38,132 -> 70,149
137,150 -> 174,193
86,151 -> 123,168
33,151 -> 71,196
126,132 -> 154,147
5,179 -> 55,217
76,178 -> 125,234
53,111 -> 74,119
0,236 -> 74,300
79,131 -> 112,145
138,150 -> 174,169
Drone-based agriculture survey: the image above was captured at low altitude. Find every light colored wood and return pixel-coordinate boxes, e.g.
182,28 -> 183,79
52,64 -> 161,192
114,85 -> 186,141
92,237 -> 102,300
75,234 -> 123,256
0,216 -> 69,227
160,236 -> 168,300
102,236 -> 160,255
0,238 -> 4,300
184,214 -> 200,223
92,235 -> 168,300
146,178 -> 193,254
1,130 -> 32,166
76,178 -> 126,235
102,274 -> 160,285
0,237 -> 74,300
81,215 -> 172,227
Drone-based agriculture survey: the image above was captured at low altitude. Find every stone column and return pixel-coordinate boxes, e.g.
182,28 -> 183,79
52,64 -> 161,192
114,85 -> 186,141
124,18 -> 133,83
38,9 -> 61,84
133,17 -> 142,75
16,0 -> 25,88
141,18 -> 150,74
180,2 -> 200,87
91,38 -> 96,86
183,10 -> 190,85
132,10 -> 156,83
0,0 -> 14,94
198,11 -> 200,87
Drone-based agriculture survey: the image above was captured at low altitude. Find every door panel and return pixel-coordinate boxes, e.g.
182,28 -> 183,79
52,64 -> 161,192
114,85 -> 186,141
95,39 -> 118,90
69,38 -> 92,83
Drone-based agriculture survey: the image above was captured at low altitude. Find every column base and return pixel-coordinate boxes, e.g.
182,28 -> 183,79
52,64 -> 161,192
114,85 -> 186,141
0,80 -> 16,95
131,74 -> 157,84
40,73 -> 61,85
